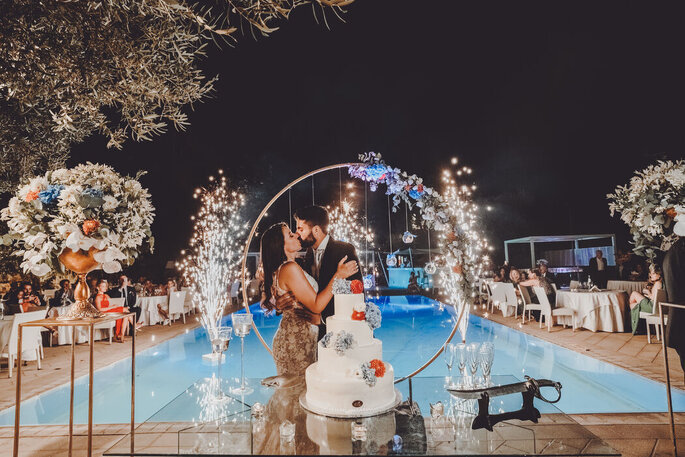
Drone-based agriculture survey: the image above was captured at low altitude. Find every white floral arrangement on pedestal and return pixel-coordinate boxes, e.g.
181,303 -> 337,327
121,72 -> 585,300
608,160 -> 685,261
1,163 -> 155,277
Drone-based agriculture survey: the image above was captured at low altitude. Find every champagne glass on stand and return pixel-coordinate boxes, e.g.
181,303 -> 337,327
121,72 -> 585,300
479,342 -> 495,387
455,343 -> 467,388
443,343 -> 455,387
211,326 -> 232,402
465,343 -> 480,388
231,313 -> 254,395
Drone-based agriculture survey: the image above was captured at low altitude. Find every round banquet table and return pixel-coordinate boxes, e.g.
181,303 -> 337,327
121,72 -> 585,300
555,290 -> 629,332
136,295 -> 168,326
606,280 -> 648,295
46,306 -> 109,345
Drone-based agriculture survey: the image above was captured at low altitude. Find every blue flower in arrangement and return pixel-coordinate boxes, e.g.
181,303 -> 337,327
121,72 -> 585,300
38,185 -> 64,205
321,331 -> 333,348
334,331 -> 355,356
365,302 -> 382,330
79,187 -> 105,208
360,362 -> 377,387
332,278 -> 352,295
365,163 -> 388,181
408,189 -> 424,200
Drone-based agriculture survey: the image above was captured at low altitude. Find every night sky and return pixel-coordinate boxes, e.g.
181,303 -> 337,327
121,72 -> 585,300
69,0 -> 685,276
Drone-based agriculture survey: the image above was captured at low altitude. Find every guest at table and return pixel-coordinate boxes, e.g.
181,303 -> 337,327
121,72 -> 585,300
615,249 -> 633,280
629,264 -> 663,334
520,268 -> 556,308
94,279 -> 132,343
494,265 -> 510,283
53,279 -> 75,307
538,261 -> 556,285
109,275 -> 142,330
588,250 -> 608,289
629,262 -> 647,281
21,283 -> 45,308
141,279 -> 155,297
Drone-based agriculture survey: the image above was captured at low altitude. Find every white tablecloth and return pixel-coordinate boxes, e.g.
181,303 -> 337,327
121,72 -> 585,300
46,307 -> 110,345
136,296 -> 168,326
555,290 -> 629,332
606,280 -> 648,295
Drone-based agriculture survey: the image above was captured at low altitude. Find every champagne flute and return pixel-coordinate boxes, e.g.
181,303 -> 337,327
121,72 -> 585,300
465,343 -> 480,387
443,343 -> 455,387
231,313 -> 254,395
455,343 -> 467,388
479,342 -> 495,387
211,326 -> 232,401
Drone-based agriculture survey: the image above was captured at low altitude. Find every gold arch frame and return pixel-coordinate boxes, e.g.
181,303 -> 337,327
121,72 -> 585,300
240,162 -> 466,384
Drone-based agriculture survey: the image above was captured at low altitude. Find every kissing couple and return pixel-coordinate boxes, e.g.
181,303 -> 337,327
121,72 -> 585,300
259,205 -> 363,378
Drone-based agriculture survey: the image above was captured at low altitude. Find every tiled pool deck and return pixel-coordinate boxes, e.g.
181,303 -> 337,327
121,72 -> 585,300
0,304 -> 683,456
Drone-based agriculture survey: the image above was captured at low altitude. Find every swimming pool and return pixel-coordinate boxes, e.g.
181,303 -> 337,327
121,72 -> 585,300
1,295 -> 684,425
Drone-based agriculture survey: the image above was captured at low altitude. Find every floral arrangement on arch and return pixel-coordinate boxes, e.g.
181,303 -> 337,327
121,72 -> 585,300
348,153 -> 489,320
1,163 -> 155,277
608,160 -> 685,261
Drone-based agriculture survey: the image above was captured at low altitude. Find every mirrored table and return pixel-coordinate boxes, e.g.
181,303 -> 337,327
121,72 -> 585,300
105,375 -> 619,456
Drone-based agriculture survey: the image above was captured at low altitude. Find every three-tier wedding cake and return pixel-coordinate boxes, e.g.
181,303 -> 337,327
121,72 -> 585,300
303,279 -> 399,417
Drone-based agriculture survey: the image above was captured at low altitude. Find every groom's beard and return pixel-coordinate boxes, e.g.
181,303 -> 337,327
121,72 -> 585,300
299,234 -> 316,249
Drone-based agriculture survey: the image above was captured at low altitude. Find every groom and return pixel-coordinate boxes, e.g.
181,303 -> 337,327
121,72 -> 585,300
279,205 -> 363,340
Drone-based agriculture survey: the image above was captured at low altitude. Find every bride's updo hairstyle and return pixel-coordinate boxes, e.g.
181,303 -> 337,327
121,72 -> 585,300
260,222 -> 288,311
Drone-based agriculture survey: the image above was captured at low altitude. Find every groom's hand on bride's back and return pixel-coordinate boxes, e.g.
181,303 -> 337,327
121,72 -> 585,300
274,291 -> 297,312
294,306 -> 321,325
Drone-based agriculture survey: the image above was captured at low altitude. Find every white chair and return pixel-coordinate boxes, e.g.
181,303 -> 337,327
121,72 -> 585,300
93,297 -> 124,343
1,310 -> 46,377
497,283 -> 519,319
168,291 -> 187,323
182,287 -> 196,315
489,283 -> 507,316
519,285 -> 542,325
641,289 -> 668,344
534,286 -> 576,332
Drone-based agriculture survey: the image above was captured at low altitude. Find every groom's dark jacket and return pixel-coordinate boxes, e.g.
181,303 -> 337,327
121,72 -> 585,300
302,237 -> 363,340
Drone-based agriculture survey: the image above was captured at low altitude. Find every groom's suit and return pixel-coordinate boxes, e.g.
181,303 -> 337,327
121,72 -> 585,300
303,235 -> 363,340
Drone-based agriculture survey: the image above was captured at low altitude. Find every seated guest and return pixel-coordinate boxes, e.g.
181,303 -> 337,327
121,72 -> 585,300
630,262 -> 647,281
53,279 -> 75,307
519,268 -> 556,308
142,279 -> 155,297
21,283 -> 45,308
94,279 -> 133,343
407,271 -> 421,295
538,261 -> 555,285
629,264 -> 664,334
509,268 -> 523,287
109,275 -> 143,330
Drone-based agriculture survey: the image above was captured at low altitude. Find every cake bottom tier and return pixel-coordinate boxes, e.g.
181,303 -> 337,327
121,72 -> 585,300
304,362 -> 398,417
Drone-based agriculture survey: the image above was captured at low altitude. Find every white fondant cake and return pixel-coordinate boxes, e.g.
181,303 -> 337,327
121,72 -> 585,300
304,291 -> 398,417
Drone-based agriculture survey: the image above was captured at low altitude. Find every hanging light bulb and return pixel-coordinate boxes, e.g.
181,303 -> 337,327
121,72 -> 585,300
424,262 -> 437,275
402,231 -> 416,244
386,254 -> 397,267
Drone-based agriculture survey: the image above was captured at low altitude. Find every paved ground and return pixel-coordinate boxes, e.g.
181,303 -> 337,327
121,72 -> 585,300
0,304 -> 683,456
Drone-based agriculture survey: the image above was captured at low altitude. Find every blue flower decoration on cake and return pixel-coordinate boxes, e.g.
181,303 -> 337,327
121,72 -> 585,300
320,331 -> 333,348
360,362 -> 377,387
334,331 -> 355,356
365,302 -> 382,330
332,278 -> 351,294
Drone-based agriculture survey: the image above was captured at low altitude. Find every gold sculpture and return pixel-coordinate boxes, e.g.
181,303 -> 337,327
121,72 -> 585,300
57,247 -> 104,320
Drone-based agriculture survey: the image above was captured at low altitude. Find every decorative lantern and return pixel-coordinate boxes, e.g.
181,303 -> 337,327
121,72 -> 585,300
402,231 -> 416,244
363,274 -> 375,289
424,262 -> 437,275
386,254 -> 397,267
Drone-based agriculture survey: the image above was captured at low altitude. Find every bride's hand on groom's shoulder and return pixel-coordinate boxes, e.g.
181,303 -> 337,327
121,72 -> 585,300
336,255 -> 359,279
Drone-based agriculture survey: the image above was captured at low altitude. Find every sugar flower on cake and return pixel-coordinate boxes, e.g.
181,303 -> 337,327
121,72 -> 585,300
351,301 -> 366,321
332,278 -> 351,294
350,279 -> 364,294
369,359 -> 386,378
359,362 -> 378,387
334,331 -> 355,356
320,331 -> 333,348
365,302 -> 382,330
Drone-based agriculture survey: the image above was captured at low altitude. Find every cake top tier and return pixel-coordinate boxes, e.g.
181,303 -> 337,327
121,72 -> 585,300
332,278 -> 364,295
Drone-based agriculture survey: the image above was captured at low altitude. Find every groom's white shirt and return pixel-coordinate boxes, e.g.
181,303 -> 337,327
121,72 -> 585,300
313,234 -> 330,279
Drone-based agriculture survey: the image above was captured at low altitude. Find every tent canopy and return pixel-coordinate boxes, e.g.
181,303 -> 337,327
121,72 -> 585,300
504,234 -> 616,268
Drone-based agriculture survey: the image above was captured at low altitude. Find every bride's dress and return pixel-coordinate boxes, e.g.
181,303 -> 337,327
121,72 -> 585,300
272,261 -> 319,377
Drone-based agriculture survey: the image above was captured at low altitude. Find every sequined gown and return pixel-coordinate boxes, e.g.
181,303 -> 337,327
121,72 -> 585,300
272,262 -> 319,377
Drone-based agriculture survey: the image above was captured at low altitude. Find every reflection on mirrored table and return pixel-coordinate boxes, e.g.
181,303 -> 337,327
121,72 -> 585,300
104,376 -> 618,456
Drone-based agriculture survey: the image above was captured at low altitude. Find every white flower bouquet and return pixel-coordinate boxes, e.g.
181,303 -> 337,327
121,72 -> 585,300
1,163 -> 155,277
607,160 -> 685,261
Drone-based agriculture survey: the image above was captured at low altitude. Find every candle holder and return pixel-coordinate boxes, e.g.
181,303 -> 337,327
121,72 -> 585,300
230,313 -> 254,395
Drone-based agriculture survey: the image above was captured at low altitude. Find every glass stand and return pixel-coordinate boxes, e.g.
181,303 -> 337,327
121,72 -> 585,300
104,376 -> 619,456
230,336 -> 253,395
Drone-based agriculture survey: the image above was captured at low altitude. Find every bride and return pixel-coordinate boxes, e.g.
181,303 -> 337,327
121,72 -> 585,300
260,222 -> 358,377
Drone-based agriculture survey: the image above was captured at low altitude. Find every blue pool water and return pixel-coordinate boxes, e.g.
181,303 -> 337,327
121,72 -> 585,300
1,295 -> 684,425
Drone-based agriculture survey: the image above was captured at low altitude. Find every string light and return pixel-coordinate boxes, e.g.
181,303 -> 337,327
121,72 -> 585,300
328,199 -> 375,274
180,173 -> 249,342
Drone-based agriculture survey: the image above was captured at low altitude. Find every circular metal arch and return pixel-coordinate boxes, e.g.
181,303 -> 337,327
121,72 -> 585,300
240,162 -> 466,383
